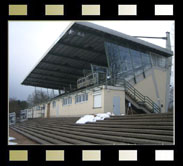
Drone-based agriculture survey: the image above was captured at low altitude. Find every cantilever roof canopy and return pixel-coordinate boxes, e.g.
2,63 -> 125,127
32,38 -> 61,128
22,22 -> 173,90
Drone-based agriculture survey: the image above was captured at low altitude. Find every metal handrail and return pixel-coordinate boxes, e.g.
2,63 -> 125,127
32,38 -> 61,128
103,77 -> 160,113
123,80 -> 161,113
76,73 -> 161,113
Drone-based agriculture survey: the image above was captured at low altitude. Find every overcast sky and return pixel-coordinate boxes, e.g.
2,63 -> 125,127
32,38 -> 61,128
9,21 -> 174,101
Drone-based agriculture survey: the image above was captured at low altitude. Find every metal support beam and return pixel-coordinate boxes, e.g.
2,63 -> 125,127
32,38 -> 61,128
49,53 -> 106,67
31,72 -> 77,82
26,83 -> 61,90
26,78 -> 76,88
36,67 -> 82,77
58,41 -> 104,56
41,60 -> 84,72
28,75 -> 76,85
25,82 -> 73,91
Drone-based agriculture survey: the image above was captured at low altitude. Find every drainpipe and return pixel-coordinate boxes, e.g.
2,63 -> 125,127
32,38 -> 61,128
165,31 -> 172,113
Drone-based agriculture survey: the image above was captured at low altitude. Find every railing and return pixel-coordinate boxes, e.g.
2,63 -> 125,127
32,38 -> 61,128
103,77 -> 161,113
123,80 -> 161,113
76,72 -> 161,113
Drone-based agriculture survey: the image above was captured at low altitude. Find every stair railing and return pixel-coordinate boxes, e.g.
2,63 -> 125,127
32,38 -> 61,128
123,79 -> 161,113
89,74 -> 161,113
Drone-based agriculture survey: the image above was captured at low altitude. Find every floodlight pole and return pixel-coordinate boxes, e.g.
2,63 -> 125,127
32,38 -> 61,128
133,32 -> 172,51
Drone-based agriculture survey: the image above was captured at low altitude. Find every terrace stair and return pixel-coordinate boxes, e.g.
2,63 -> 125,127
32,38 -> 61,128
10,112 -> 173,145
123,79 -> 161,114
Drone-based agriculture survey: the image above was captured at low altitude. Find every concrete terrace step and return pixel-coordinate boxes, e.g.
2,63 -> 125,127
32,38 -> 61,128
12,127 -> 65,144
100,118 -> 173,122
12,127 -> 52,145
15,117 -> 173,127
21,122 -> 173,136
13,126 -> 94,145
87,121 -> 173,126
39,124 -> 173,142
13,124 -> 172,145
110,113 -> 173,119
20,117 -> 79,124
10,113 -> 173,145
12,126 -> 127,145
80,123 -> 173,130
16,122 -> 173,142
15,119 -> 173,130
56,124 -> 173,136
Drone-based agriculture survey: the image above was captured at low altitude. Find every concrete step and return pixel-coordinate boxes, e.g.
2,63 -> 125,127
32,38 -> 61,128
19,121 -> 173,137
14,124 -> 172,145
61,124 -> 173,136
11,127 -> 52,144
16,120 -> 173,131
20,117 -> 79,124
21,123 -> 173,142
110,113 -> 173,118
17,117 -> 173,127
11,113 -> 173,145
13,126 -> 127,145
51,125 -> 173,142
81,123 -> 173,130
102,118 -> 173,122
13,126 -> 94,145
11,127 -> 66,144
88,121 -> 173,126
23,122 -> 173,136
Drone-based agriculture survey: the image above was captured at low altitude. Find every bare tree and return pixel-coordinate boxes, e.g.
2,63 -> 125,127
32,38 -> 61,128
9,98 -> 28,114
27,90 -> 50,107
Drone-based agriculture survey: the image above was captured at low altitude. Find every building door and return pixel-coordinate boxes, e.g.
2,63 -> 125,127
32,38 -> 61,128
113,96 -> 120,115
47,103 -> 50,118
56,102 -> 59,117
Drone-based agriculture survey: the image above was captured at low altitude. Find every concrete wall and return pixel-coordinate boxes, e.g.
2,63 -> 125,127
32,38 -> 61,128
44,86 -> 126,117
134,67 -> 168,113
134,72 -> 157,104
153,68 -> 167,113
29,68 -> 168,117
48,89 -> 104,117
32,105 -> 44,118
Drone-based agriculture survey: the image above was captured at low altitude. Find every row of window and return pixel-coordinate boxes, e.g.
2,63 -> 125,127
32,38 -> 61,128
45,93 -> 102,109
36,105 -> 45,110
105,42 -> 167,79
75,93 -> 88,103
63,97 -> 72,106
52,93 -> 89,107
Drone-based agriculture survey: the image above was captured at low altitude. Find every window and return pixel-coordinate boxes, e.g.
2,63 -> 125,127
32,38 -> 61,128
75,93 -> 88,103
151,53 -> 167,68
63,97 -> 72,106
158,57 -> 166,68
68,97 -> 72,104
94,94 -> 102,108
63,98 -> 67,105
130,49 -> 142,69
141,52 -> 152,69
41,105 -> 45,110
52,101 -> 56,108
36,106 -> 40,110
